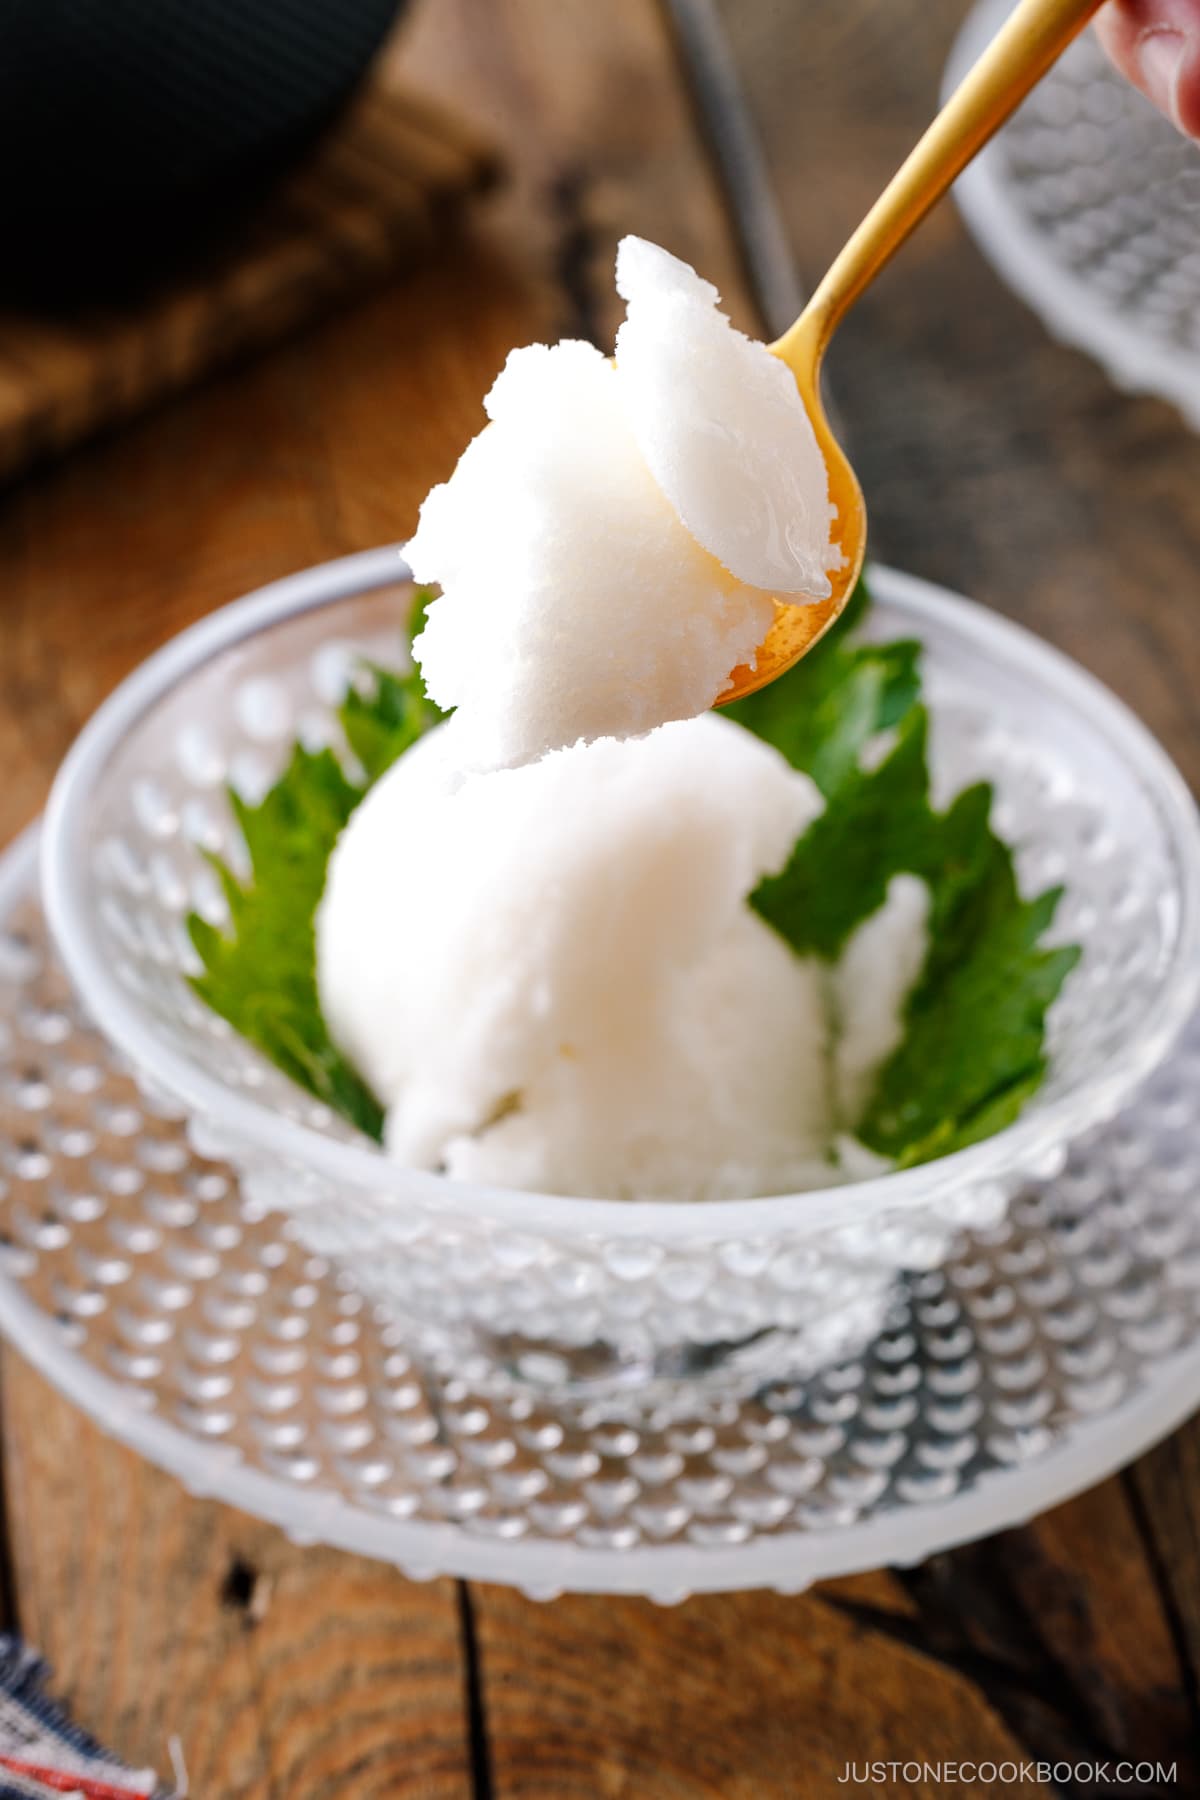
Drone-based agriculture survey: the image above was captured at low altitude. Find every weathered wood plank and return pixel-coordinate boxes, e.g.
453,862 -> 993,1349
824,1481 -> 1196,1785
464,1479 -> 1195,1797
470,1580 -> 1056,1798
396,0 -> 758,343
1,1363 -> 471,1797
1126,1419 -> 1200,1724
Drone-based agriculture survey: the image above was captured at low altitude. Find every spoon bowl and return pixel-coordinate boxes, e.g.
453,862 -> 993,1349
720,320 -> 865,702
717,0 -> 1102,705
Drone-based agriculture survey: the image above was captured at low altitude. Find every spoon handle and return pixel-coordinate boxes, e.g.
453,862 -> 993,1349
774,0 -> 1104,370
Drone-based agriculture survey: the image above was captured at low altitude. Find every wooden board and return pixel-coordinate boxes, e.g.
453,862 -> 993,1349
467,1481 -> 1193,1796
0,80 -> 498,484
1,1363 -> 472,1797
0,0 -> 1197,1793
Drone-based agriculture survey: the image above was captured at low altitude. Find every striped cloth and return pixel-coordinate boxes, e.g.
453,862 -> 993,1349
0,1640 -> 179,1800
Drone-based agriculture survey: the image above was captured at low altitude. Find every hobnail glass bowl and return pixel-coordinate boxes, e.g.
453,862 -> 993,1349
949,0 -> 1200,428
39,549 -> 1200,1404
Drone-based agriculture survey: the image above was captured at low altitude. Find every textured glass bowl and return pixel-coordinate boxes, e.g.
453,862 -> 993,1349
40,550 -> 1200,1403
949,0 -> 1200,425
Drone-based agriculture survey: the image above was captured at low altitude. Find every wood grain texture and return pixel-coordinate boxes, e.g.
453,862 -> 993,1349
394,0 -> 759,343
828,1483 -> 1197,1789
1125,1421 -> 1200,1725
463,1480 -> 1197,1798
1,1362 -> 471,1798
0,83 -> 498,485
470,1581 -> 1057,1799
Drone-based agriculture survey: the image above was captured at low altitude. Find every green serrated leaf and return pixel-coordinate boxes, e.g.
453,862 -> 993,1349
185,592 -> 443,1143
752,705 -> 937,960
724,576 -> 921,803
186,742 -> 384,1140
338,588 -> 448,785
860,848 -> 1081,1164
738,576 -> 1081,1169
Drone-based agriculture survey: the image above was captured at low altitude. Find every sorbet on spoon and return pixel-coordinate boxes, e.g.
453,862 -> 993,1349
410,0 -> 1104,753
406,246 -> 837,770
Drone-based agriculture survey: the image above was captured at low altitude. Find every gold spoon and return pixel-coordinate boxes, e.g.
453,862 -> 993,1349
719,0 -> 1105,704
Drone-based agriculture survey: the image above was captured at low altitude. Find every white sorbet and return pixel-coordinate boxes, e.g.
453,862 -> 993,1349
316,236 -> 927,1200
614,236 -> 840,598
317,714 -> 841,1201
832,874 -> 931,1129
408,340 -> 774,771
407,237 -> 837,771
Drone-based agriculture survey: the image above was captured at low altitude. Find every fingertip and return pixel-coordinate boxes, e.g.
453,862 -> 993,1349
1093,3 -> 1200,140
1170,36 -> 1200,136
1092,5 -> 1143,84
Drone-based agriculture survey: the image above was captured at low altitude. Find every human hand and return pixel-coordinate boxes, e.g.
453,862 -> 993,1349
1095,0 -> 1200,137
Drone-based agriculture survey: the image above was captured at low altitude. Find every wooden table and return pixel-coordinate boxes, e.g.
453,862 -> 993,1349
0,2 -> 1197,1793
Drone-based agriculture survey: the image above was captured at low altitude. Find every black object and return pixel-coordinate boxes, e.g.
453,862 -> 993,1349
0,0 -> 404,285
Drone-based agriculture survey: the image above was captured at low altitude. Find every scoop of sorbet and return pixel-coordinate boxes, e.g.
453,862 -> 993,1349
407,237 -> 836,771
316,714 -> 837,1200
614,237 -> 838,599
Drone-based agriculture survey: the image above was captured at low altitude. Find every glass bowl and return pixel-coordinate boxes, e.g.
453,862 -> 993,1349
949,0 -> 1200,427
39,550 -> 1200,1404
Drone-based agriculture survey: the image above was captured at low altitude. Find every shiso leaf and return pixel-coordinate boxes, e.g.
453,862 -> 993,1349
735,578 -> 1080,1164
339,592 -> 448,782
187,573 -> 1079,1169
751,703 -> 939,961
184,590 -> 443,1144
866,871 -> 1080,1166
724,578 -> 921,804
188,744 -> 384,1141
